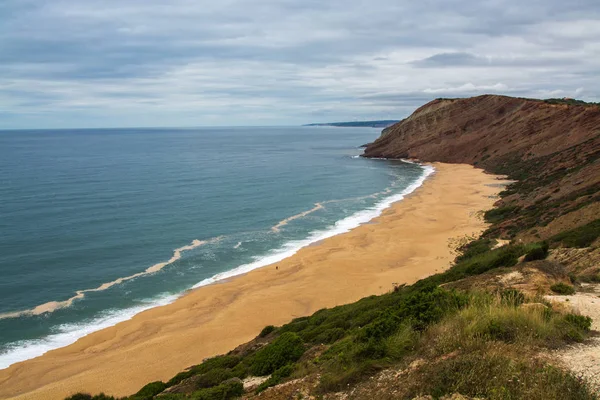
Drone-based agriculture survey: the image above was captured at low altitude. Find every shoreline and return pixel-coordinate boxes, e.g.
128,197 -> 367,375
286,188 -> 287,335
0,162 -> 431,369
0,163 -> 508,400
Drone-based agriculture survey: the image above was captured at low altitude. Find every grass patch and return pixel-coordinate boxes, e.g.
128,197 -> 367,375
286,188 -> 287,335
400,344 -> 596,400
550,282 -> 576,295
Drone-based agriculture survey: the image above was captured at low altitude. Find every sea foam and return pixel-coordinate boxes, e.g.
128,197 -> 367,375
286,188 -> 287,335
0,294 -> 178,369
0,162 -> 434,370
192,163 -> 435,289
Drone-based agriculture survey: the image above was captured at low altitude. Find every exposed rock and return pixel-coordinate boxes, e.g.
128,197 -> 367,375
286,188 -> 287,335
243,376 -> 270,391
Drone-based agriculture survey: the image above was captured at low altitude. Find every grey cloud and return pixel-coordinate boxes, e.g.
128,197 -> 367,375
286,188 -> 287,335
0,0 -> 599,128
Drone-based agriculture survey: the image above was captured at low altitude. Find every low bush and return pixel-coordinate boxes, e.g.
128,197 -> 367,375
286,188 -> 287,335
383,323 -> 417,360
191,379 -> 243,400
166,355 -> 240,386
559,314 -> 593,342
455,237 -> 493,263
259,325 -> 276,337
256,364 -> 295,393
64,395 -> 118,400
399,344 -> 596,399
551,282 -> 576,295
524,242 -> 549,261
131,381 -> 166,399
250,332 -> 305,376
424,293 -> 590,354
484,206 -> 520,223
193,368 -> 235,390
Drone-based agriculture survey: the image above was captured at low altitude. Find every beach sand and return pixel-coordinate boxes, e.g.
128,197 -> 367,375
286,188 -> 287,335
0,163 -> 508,400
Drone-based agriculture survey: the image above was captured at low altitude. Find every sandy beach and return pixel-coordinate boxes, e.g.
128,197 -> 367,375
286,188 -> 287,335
0,163 -> 507,400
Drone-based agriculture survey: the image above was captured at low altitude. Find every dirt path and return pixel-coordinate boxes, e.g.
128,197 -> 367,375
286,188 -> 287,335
547,284 -> 600,393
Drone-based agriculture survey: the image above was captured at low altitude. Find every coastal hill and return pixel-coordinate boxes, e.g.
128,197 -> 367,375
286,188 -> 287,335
304,120 -> 400,128
365,94 -> 600,243
66,95 -> 600,400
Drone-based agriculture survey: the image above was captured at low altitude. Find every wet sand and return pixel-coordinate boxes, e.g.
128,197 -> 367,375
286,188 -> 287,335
0,163 -> 507,400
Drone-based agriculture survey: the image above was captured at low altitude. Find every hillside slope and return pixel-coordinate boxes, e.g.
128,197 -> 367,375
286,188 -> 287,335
365,95 -> 600,243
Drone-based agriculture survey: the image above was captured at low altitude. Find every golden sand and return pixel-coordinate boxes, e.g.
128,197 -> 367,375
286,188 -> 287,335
0,163 -> 507,400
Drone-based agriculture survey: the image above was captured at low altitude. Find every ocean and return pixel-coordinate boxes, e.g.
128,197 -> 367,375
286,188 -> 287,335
0,126 -> 431,369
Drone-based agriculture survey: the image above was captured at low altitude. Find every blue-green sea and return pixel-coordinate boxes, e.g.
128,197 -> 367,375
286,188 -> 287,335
0,126 -> 432,369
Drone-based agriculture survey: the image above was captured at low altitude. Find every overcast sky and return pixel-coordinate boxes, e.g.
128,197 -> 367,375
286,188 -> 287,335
1,0 -> 599,129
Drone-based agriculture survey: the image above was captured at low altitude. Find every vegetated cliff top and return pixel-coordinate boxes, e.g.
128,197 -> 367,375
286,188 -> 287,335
365,94 -> 600,243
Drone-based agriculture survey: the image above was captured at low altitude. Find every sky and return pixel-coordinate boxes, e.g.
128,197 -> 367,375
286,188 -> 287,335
1,0 -> 599,129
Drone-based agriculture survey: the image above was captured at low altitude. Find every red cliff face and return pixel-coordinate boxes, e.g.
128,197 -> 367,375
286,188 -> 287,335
364,95 -> 600,165
364,95 -> 600,241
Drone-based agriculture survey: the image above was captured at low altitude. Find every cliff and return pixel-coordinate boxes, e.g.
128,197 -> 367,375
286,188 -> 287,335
365,95 -> 600,243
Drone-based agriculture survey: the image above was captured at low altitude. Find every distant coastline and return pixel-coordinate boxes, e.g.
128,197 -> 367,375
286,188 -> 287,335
304,120 -> 400,128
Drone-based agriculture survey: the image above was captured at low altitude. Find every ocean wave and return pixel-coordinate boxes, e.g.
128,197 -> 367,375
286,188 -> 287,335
271,203 -> 325,232
0,294 -> 179,370
0,237 -> 222,320
193,163 -> 434,290
0,162 -> 434,369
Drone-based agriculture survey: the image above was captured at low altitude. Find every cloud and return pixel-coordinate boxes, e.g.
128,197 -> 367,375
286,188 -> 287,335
0,0 -> 599,128
423,83 -> 510,94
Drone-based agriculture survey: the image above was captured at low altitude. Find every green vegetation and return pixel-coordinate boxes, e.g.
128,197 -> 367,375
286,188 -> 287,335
249,332 -> 305,376
258,325 -> 276,337
131,381 -> 166,400
544,98 -> 600,107
524,241 -> 549,261
549,219 -> 600,248
484,206 -> 521,224
67,127 -> 600,399
255,364 -> 294,393
399,346 -> 595,400
66,240 -> 596,400
550,282 -> 576,295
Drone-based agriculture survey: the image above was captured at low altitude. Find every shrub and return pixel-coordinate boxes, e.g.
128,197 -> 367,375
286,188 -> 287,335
424,293 -> 591,353
191,379 -> 244,400
64,395 -> 117,400
383,323 -> 417,360
455,238 -> 493,263
193,368 -> 234,389
524,242 -> 549,261
131,381 -> 166,399
564,314 -> 592,332
399,344 -> 596,399
259,325 -> 276,337
550,282 -> 576,295
312,327 -> 346,344
256,364 -> 295,393
484,206 -> 520,223
250,332 -> 305,376
166,355 -> 240,386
